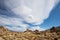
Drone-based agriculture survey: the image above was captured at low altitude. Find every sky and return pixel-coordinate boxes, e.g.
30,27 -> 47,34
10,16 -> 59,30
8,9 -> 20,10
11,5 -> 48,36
0,0 -> 60,32
40,2 -> 60,29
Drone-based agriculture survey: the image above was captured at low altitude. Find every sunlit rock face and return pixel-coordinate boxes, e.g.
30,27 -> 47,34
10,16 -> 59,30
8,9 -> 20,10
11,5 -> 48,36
0,0 -> 59,31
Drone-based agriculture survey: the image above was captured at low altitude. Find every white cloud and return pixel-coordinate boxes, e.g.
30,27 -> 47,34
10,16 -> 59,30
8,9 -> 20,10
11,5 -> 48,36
5,26 -> 27,32
0,0 -> 60,32
29,26 -> 45,31
0,16 -> 28,31
5,0 -> 59,25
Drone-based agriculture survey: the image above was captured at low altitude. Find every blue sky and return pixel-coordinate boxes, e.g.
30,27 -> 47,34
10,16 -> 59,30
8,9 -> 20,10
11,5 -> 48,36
40,2 -> 60,29
0,0 -> 60,32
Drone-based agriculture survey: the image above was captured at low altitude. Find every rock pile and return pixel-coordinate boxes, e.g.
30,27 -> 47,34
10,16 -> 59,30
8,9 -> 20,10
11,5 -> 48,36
0,26 -> 60,40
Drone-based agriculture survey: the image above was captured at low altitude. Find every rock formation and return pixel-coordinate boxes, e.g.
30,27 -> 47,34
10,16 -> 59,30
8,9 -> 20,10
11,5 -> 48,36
0,26 -> 60,40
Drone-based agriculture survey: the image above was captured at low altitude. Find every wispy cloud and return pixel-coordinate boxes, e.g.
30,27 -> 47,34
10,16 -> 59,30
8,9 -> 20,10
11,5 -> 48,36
0,16 -> 28,31
29,26 -> 45,31
0,0 -> 60,32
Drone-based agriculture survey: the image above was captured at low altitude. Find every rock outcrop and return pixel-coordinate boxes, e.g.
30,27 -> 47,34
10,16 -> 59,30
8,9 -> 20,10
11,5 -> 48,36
0,26 -> 60,40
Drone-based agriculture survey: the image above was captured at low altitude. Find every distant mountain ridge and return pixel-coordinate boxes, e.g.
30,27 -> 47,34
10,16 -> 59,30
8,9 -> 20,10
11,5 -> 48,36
0,26 -> 60,40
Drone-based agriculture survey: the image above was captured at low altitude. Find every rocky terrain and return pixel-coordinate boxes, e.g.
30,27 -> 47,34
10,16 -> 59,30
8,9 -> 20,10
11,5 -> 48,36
0,26 -> 60,40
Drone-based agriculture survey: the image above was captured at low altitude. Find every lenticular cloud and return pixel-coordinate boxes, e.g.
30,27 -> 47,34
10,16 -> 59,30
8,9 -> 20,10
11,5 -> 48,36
0,0 -> 59,31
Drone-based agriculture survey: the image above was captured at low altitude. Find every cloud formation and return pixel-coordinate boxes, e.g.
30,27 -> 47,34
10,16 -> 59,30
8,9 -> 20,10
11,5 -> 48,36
0,0 -> 60,32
